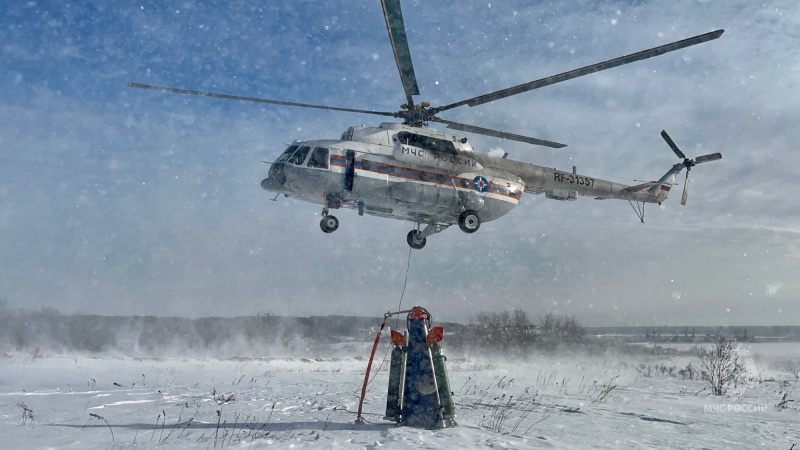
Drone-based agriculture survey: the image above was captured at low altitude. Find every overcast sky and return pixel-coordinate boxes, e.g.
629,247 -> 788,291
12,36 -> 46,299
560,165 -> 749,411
1,1 -> 798,326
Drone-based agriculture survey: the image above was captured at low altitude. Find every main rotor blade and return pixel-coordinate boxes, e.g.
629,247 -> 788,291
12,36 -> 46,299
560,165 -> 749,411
432,29 -> 724,114
695,152 -> 723,164
381,0 -> 420,106
127,83 -> 399,118
660,129 -> 686,160
431,118 -> 567,148
681,171 -> 691,206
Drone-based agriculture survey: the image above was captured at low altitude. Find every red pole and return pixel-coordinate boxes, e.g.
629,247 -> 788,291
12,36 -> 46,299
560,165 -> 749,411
356,315 -> 388,424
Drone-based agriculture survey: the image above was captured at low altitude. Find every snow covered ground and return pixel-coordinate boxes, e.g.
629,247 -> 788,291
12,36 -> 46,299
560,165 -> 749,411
1,344 -> 798,449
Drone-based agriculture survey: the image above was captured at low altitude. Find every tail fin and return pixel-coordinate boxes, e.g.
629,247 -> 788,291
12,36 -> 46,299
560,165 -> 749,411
622,167 -> 680,195
651,164 -> 682,196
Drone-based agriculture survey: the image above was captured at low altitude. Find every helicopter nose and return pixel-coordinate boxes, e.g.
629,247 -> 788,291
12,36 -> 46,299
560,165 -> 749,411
261,177 -> 277,191
261,163 -> 287,191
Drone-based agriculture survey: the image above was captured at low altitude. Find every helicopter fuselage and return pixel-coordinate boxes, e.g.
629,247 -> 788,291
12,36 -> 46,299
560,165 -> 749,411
261,123 -> 672,231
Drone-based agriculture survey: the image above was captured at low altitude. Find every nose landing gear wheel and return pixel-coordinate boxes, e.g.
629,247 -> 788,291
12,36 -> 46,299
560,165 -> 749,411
320,215 -> 339,233
458,210 -> 480,233
406,230 -> 426,249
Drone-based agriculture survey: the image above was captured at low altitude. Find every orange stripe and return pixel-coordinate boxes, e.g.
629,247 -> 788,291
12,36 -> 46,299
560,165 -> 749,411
320,158 -> 520,200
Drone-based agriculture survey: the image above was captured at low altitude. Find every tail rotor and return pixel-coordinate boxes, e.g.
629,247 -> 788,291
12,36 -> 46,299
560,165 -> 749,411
680,172 -> 691,206
660,130 -> 722,206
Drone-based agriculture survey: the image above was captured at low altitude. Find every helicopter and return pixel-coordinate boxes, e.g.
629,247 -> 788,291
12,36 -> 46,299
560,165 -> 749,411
129,0 -> 723,250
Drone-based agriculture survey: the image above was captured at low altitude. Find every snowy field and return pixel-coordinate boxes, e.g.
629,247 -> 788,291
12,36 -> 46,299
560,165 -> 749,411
1,344 -> 799,449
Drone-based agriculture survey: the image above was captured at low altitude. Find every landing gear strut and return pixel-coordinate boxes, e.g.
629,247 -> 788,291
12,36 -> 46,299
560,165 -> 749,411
628,201 -> 645,223
320,207 -> 339,233
406,223 -> 448,250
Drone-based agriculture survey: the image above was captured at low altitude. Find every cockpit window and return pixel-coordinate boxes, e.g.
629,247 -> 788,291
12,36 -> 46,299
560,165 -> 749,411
288,145 -> 311,165
396,131 -> 457,154
307,147 -> 329,169
277,145 -> 298,163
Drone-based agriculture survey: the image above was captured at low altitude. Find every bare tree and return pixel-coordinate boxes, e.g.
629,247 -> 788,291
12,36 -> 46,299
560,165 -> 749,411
696,337 -> 748,396
776,360 -> 800,381
538,313 -> 585,342
470,309 -> 535,352
512,310 -> 532,334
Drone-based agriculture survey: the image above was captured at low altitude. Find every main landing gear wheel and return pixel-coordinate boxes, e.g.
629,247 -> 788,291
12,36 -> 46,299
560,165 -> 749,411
458,210 -> 481,233
320,215 -> 339,233
406,230 -> 426,250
